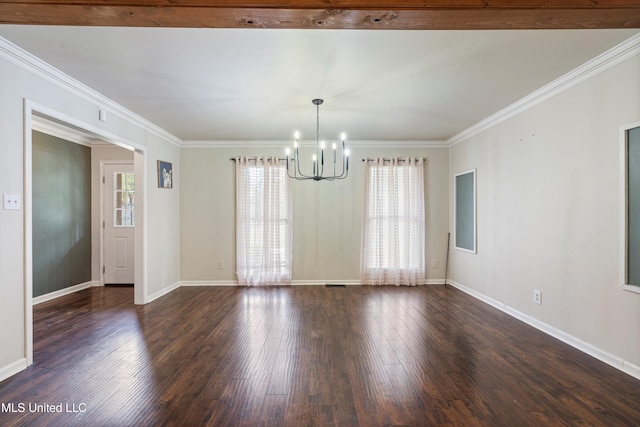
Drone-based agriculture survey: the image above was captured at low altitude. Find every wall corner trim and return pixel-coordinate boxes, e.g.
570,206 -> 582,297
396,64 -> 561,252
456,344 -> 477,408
446,279 -> 640,381
182,140 -> 448,149
447,33 -> 640,147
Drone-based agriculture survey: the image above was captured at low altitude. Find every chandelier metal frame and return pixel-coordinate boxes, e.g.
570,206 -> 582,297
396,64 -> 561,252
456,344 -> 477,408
285,98 -> 350,181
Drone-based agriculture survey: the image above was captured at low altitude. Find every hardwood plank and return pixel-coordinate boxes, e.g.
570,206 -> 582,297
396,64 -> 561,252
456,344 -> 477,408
1,285 -> 640,426
258,393 -> 287,426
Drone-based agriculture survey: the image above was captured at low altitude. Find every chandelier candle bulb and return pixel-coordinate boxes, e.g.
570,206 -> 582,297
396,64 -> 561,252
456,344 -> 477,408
293,131 -> 299,160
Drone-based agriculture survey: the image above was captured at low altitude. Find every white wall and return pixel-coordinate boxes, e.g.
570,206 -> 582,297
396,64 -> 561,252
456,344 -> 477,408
0,39 -> 181,381
448,54 -> 640,373
180,145 -> 449,284
143,139 -> 181,300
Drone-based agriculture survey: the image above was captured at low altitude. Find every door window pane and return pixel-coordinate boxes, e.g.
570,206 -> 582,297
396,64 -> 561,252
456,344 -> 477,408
114,172 -> 135,227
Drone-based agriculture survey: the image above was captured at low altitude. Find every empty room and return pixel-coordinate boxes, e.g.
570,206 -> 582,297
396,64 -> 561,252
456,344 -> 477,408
1,2 -> 640,426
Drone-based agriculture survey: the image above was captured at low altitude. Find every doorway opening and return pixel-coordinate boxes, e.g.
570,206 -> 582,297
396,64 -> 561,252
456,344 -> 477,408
24,100 -> 146,367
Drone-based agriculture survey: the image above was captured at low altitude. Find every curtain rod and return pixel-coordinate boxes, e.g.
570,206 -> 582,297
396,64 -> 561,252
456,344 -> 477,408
361,157 -> 427,162
230,157 -> 425,162
229,157 -> 287,161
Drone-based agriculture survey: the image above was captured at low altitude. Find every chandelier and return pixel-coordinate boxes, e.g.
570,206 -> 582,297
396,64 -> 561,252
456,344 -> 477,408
285,98 -> 350,181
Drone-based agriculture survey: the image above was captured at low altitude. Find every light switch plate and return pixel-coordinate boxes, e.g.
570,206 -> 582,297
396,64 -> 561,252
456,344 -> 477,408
3,194 -> 21,210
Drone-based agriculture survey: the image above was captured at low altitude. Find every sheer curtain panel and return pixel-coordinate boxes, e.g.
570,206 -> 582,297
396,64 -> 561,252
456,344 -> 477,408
235,157 -> 292,286
361,158 -> 425,286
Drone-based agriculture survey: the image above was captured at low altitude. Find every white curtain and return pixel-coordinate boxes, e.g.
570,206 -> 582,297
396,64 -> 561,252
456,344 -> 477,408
361,158 -> 425,286
235,157 -> 292,286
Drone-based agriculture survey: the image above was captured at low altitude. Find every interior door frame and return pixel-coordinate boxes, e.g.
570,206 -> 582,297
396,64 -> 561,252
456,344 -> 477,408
100,161 -> 135,286
24,99 -> 147,367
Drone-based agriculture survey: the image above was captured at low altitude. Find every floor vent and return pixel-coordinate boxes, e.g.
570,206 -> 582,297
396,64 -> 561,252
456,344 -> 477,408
325,284 -> 346,287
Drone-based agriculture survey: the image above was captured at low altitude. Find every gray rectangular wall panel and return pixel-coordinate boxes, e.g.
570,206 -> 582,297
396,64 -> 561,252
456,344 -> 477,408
455,171 -> 475,252
628,127 -> 640,286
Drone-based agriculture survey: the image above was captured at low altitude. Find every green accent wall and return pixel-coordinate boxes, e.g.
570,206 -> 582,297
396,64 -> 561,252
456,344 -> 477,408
32,131 -> 92,297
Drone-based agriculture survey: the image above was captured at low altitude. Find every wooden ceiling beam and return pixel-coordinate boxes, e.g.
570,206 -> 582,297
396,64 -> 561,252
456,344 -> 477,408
1,1 -> 640,29
3,0 -> 640,7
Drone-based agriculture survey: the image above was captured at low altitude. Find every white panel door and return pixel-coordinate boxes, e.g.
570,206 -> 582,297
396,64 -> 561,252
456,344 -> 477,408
104,163 -> 135,284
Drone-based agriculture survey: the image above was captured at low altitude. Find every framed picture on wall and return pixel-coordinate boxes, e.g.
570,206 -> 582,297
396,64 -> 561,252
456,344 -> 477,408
157,160 -> 173,189
454,169 -> 476,253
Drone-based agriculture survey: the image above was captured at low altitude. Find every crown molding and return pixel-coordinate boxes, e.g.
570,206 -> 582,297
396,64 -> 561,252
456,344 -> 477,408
448,32 -> 640,147
31,117 -> 95,147
347,140 -> 448,148
0,36 -> 183,148
182,140 -> 289,149
182,139 -> 448,149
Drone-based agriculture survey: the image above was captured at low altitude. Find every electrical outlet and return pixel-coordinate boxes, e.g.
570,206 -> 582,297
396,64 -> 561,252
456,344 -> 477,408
218,261 -> 224,270
3,194 -> 21,210
533,289 -> 542,305
432,259 -> 439,268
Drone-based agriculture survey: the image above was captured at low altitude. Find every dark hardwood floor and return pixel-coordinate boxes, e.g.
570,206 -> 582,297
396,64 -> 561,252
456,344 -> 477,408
1,285 -> 639,426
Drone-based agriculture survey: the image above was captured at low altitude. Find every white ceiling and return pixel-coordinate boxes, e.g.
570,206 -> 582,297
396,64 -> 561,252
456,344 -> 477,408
0,26 -> 638,143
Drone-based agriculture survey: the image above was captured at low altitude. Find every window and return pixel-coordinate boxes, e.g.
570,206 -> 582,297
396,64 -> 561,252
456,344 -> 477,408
361,158 -> 425,286
235,157 -> 292,286
114,172 -> 134,227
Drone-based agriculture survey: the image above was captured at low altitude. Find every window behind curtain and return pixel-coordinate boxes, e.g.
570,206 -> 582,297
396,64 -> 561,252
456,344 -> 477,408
361,158 -> 425,286
236,157 -> 292,286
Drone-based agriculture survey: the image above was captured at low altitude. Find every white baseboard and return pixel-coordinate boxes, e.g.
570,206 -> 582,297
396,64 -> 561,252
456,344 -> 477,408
180,279 -> 445,287
292,280 -> 361,286
622,359 -> 640,380
180,280 -> 238,287
33,280 -> 98,305
179,280 -> 361,287
0,358 -> 27,383
291,279 -> 445,286
447,279 -> 640,381
145,281 -> 181,303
